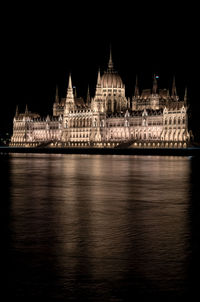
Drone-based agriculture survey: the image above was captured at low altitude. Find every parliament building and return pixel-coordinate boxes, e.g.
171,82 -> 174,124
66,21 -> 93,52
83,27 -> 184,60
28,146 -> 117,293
10,49 -> 191,148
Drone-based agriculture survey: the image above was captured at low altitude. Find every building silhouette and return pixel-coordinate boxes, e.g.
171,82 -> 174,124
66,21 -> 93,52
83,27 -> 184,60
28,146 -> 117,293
10,48 -> 191,148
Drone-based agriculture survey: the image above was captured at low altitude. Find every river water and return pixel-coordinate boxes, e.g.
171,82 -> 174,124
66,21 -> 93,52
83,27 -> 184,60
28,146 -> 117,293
1,154 -> 200,301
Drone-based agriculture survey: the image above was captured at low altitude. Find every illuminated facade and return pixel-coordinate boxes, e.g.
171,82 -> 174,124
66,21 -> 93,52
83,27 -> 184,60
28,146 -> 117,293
10,49 -> 191,148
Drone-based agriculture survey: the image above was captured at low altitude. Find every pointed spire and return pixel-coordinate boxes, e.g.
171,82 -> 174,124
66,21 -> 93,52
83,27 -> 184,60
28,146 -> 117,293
25,104 -> 28,115
68,73 -> 72,90
55,85 -> 59,103
74,86 -> 77,98
184,87 -> 187,105
171,76 -> 177,97
15,105 -> 19,117
95,68 -> 102,97
66,73 -> 74,98
152,74 -> 158,94
65,73 -> 74,109
108,44 -> 114,71
86,85 -> 91,105
97,68 -> 101,86
134,75 -> 139,97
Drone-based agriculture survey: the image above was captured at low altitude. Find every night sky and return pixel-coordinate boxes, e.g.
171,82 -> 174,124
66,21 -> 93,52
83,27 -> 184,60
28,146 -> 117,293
2,3 -> 199,139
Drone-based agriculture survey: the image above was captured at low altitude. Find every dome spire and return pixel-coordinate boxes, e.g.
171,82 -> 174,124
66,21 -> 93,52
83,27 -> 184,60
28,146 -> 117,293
108,44 -> 114,71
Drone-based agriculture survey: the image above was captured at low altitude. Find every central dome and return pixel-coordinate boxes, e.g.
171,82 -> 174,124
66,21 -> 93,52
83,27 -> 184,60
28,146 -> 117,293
101,47 -> 124,89
101,71 -> 123,88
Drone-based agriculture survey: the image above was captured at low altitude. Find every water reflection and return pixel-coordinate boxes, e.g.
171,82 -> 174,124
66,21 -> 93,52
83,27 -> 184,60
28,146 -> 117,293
4,154 -> 199,300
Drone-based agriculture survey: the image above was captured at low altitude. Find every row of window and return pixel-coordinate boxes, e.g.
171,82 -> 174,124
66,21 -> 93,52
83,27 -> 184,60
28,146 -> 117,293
70,133 -> 89,138
165,118 -> 185,125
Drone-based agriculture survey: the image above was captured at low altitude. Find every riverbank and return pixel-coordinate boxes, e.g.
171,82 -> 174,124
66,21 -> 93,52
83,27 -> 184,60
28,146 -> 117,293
1,146 -> 200,156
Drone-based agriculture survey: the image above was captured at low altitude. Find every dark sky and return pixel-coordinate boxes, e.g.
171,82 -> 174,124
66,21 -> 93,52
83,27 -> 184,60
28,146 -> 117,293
2,2 -> 199,136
